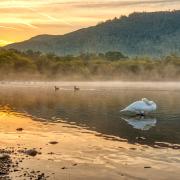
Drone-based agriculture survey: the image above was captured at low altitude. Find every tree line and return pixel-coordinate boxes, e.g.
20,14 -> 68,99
0,48 -> 180,80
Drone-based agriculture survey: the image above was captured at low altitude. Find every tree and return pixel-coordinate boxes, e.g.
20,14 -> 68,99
105,51 -> 127,61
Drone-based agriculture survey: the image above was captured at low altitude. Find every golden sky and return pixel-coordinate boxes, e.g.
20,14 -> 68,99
0,0 -> 180,46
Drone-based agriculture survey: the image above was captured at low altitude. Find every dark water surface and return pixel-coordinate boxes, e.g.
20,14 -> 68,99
0,82 -> 180,149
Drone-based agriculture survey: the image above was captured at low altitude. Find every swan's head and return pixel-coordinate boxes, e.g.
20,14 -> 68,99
142,98 -> 157,110
142,98 -> 149,103
142,98 -> 154,105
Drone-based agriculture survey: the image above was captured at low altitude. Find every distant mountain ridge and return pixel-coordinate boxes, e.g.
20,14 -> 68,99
5,10 -> 180,57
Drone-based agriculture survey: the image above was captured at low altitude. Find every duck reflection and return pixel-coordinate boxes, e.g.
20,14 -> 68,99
121,116 -> 157,131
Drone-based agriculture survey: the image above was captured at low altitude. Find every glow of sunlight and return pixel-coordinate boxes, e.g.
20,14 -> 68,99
0,39 -> 13,46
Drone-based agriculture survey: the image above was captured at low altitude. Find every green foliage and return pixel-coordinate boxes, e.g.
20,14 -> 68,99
0,48 -> 180,80
105,51 -> 127,61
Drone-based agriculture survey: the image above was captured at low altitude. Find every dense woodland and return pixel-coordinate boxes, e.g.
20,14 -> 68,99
0,48 -> 180,81
6,10 -> 180,57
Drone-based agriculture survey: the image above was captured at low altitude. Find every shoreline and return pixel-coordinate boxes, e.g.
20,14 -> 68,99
0,112 -> 179,180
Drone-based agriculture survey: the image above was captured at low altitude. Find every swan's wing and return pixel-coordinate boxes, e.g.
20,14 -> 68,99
121,101 -> 146,112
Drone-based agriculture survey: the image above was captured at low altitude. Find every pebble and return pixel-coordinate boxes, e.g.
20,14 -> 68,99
144,166 -> 151,168
49,141 -> 58,145
0,154 -> 10,160
16,128 -> 24,131
25,149 -> 39,157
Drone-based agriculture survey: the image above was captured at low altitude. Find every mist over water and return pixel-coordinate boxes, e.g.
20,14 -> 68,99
0,81 -> 180,148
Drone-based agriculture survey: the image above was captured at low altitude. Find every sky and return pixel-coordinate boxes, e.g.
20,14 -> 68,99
0,0 -> 180,46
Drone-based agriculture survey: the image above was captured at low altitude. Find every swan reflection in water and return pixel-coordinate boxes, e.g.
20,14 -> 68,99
121,116 -> 157,131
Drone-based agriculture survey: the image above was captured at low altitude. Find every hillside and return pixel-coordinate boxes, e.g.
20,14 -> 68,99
5,10 -> 180,57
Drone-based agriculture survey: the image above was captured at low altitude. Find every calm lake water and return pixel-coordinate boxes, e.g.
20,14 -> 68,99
1,82 -> 180,149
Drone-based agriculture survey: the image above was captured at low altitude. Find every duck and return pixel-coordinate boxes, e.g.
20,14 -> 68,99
121,98 -> 157,116
54,86 -> 60,91
74,86 -> 80,91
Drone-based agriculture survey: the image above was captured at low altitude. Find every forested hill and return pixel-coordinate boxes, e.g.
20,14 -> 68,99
5,10 -> 180,57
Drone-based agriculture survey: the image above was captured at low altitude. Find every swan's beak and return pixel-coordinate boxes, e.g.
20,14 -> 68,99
120,109 -> 126,112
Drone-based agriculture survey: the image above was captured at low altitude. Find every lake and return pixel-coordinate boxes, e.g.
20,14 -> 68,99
0,81 -> 180,179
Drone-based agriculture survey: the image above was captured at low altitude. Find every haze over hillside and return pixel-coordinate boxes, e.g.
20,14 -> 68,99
5,10 -> 180,57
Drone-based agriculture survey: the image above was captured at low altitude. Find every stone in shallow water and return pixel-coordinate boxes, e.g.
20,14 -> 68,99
0,152 -> 12,178
144,166 -> 151,168
25,149 -> 38,157
49,141 -> 58,145
16,128 -> 24,131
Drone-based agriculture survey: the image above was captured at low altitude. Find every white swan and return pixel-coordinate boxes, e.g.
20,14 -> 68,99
121,98 -> 157,115
121,116 -> 157,130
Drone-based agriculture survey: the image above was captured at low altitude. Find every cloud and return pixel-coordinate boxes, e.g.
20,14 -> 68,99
21,22 -> 38,29
0,25 -> 20,30
0,18 -> 39,29
27,7 -> 73,26
34,23 -> 73,28
1,0 -> 179,9
0,0 -> 49,8
73,0 -> 180,8
0,7 -> 29,14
